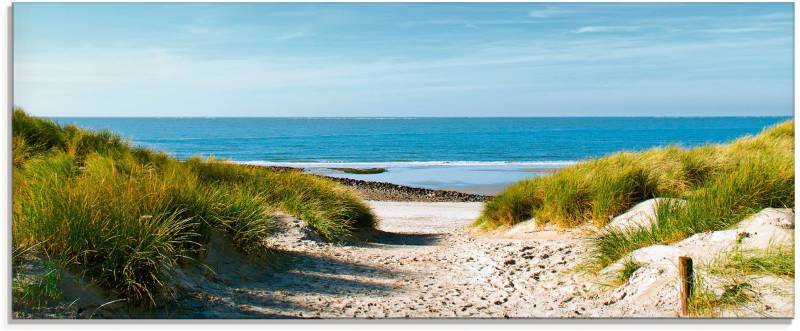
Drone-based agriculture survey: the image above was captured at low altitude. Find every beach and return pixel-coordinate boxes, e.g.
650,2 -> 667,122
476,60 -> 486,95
11,112 -> 794,319
129,199 -> 793,318
21,169 -> 790,319
10,2 -> 797,323
119,200 -> 594,318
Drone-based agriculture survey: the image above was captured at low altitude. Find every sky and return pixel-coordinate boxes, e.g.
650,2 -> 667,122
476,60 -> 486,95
13,3 -> 795,117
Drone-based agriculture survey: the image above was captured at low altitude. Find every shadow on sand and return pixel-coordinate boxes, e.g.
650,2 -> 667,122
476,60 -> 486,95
137,228 -> 435,318
159,247 -> 407,318
367,230 -> 442,246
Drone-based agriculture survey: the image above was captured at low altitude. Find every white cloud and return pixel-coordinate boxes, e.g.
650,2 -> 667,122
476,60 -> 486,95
399,19 -> 538,27
14,21 -> 793,116
274,25 -> 313,41
575,26 -> 641,34
528,6 -> 571,19
706,27 -> 770,34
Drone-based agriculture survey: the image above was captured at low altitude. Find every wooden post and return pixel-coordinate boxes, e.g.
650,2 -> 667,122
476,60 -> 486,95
678,256 -> 694,317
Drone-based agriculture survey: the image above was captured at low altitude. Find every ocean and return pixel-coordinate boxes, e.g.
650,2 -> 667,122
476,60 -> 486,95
54,117 -> 791,194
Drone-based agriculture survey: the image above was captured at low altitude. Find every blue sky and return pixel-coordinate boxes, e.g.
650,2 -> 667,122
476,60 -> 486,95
13,3 -> 794,117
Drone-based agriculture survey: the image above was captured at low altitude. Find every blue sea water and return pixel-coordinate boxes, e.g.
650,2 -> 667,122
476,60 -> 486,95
54,117 -> 791,193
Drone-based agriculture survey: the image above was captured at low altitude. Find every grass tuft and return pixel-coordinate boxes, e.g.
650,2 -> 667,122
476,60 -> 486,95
475,119 -> 793,272
616,258 -> 642,286
12,108 -> 377,306
589,151 -> 793,271
689,246 -> 794,317
687,273 -> 755,317
726,249 -> 794,278
476,120 -> 793,232
12,261 -> 63,308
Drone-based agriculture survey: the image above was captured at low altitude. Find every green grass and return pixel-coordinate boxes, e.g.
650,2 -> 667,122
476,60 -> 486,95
331,167 -> 387,174
186,158 -> 376,241
12,108 -> 377,306
615,258 -> 642,286
687,247 -> 794,317
474,120 -> 794,272
12,260 -> 63,308
687,273 -> 755,317
588,151 -> 793,271
726,249 -> 794,278
714,247 -> 795,278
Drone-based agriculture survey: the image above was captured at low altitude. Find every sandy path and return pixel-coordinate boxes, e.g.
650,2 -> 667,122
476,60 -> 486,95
164,201 -> 591,318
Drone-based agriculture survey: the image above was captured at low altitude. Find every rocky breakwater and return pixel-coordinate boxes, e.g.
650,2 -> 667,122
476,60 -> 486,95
322,176 -> 490,202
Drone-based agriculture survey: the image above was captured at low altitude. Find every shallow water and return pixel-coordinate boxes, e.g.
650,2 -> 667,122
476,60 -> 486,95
303,165 -> 555,195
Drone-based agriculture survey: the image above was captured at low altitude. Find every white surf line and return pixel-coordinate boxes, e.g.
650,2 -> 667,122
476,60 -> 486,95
236,160 -> 579,168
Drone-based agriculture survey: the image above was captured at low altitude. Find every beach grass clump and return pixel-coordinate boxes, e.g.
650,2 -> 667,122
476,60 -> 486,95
728,249 -> 794,278
687,247 -> 793,317
589,150 -> 794,270
534,173 -> 593,227
716,247 -> 795,278
12,108 -> 376,306
155,161 -> 277,257
186,158 -> 376,241
475,119 -> 793,272
262,171 -> 376,241
13,109 -> 133,163
587,199 -> 686,269
687,273 -> 755,317
586,157 -> 659,226
474,147 -> 693,229
12,109 -> 68,154
609,258 -> 642,287
473,178 -> 544,230
477,121 -> 793,231
12,260 -> 63,308
14,153 -> 202,304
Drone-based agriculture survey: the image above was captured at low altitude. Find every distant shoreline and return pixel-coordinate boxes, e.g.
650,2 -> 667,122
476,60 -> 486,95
239,162 -> 564,199
324,176 -> 491,202
243,164 -> 491,202
236,160 -> 578,168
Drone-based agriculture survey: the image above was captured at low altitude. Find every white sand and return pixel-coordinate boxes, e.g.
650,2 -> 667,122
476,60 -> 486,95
368,201 -> 483,234
153,201 -> 593,318
83,201 -> 791,318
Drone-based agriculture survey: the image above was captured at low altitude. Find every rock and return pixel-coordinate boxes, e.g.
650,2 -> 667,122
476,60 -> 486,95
319,176 -> 490,202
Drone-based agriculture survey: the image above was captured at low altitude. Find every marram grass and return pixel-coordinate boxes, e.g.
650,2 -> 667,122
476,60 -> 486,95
12,108 -> 376,306
475,120 -> 794,272
687,247 -> 793,317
